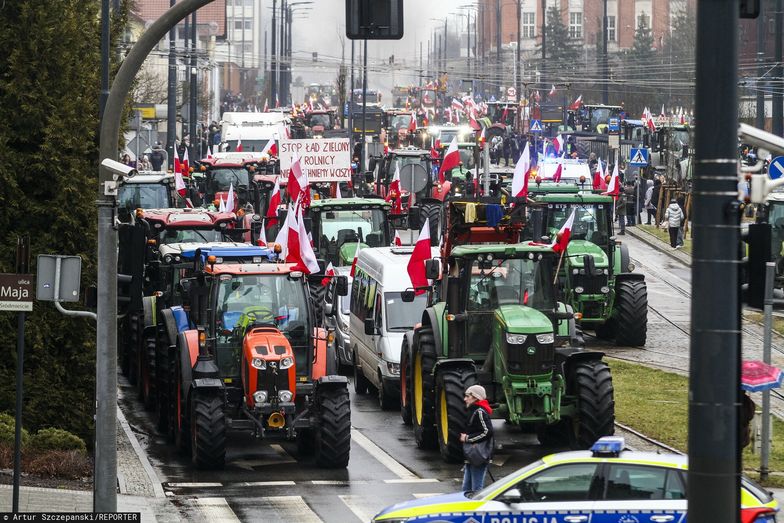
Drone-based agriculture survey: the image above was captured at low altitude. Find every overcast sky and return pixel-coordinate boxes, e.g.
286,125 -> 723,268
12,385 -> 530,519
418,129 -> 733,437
279,0 -> 461,95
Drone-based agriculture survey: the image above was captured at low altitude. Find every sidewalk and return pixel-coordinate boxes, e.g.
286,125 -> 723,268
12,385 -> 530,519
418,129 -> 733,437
625,224 -> 692,266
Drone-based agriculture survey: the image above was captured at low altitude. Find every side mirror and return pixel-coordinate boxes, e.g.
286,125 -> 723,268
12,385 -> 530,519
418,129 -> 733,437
177,277 -> 194,295
401,289 -> 415,302
336,275 -> 349,296
500,488 -> 523,504
425,259 -> 440,280
324,303 -> 334,316
364,317 -> 377,335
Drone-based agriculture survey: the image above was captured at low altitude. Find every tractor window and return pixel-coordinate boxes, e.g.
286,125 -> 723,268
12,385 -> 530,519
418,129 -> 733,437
317,209 -> 386,245
468,257 -> 555,312
118,183 -> 169,211
209,168 -> 250,192
213,274 -> 309,377
158,228 -> 224,244
389,114 -> 413,130
223,140 -> 269,153
547,203 -> 610,249
309,114 -> 331,128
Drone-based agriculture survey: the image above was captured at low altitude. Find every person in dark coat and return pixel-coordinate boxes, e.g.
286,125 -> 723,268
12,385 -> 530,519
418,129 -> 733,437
149,142 -> 167,171
651,175 -> 662,222
502,136 -> 512,166
459,384 -> 494,491
615,178 -> 627,235
624,182 -> 637,226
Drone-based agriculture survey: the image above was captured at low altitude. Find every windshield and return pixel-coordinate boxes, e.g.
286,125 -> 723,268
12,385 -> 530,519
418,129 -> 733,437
209,168 -> 250,192
317,209 -> 387,246
158,228 -> 224,244
214,274 -> 309,376
459,148 -> 476,170
471,459 -> 545,499
671,130 -> 689,150
385,292 -> 428,331
118,184 -> 169,210
309,114 -> 331,128
468,256 -> 555,311
546,203 -> 610,248
589,107 -> 620,129
390,114 -> 412,130
224,140 -> 269,153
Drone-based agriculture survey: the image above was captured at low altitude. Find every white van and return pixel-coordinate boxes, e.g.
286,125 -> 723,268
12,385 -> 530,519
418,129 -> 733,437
350,246 -> 435,409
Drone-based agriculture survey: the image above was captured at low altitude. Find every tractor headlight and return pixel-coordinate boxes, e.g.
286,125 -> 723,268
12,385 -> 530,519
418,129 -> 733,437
601,286 -> 610,294
163,254 -> 173,263
506,333 -> 528,344
627,262 -> 635,272
575,286 -> 585,294
251,358 -> 266,370
278,390 -> 293,402
387,362 -> 400,375
253,390 -> 268,404
279,356 -> 294,369
536,333 -> 555,344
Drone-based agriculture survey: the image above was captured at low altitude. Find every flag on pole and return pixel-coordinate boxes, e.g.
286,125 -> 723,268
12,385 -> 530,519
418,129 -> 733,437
260,137 -> 278,157
408,111 -> 417,132
602,160 -> 621,198
258,222 -> 267,246
181,147 -> 189,177
266,177 -> 281,226
175,167 -> 187,198
321,262 -> 336,286
438,136 -> 460,183
549,84 -> 557,97
219,196 -> 227,213
206,145 -> 214,159
287,154 -> 310,207
287,203 -> 320,274
274,203 -> 294,258
394,230 -> 402,246
350,239 -> 361,277
236,137 -> 243,152
335,182 -> 342,199
386,162 -> 403,214
552,162 -> 563,183
263,98 -> 269,112
593,159 -> 607,190
225,183 -> 235,212
553,134 -> 565,155
407,218 -> 432,294
173,147 -> 181,174
511,143 -> 531,198
568,94 -> 583,111
552,209 -> 577,254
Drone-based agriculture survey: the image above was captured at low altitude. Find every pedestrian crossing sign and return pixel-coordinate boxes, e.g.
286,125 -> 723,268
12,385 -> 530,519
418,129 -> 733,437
629,147 -> 649,166
530,119 -> 542,133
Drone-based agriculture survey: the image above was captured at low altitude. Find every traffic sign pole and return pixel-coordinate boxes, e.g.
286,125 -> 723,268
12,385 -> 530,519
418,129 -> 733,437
12,235 -> 30,513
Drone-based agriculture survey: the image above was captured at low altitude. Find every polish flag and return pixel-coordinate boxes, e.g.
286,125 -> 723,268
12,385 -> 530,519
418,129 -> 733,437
260,138 -> 278,157
552,209 -> 576,254
407,217 -> 432,294
602,161 -> 621,198
335,182 -> 342,199
236,138 -> 243,152
266,177 -> 281,226
568,94 -> 583,111
438,137 -> 460,183
479,126 -> 487,148
274,203 -> 295,257
287,203 -> 320,274
181,147 -> 189,177
592,159 -> 607,191
276,94 -> 280,108
394,230 -> 403,247
321,262 -> 336,286
287,154 -> 310,207
511,143 -> 531,198
263,98 -> 269,112
660,104 -> 666,118
553,134 -> 565,155
549,84 -> 557,97
386,163 -> 402,214
225,183 -> 236,213
218,196 -> 227,213
258,223 -> 267,246
552,162 -> 563,183
408,111 -> 417,132
173,148 -> 181,174
350,239 -> 361,277
206,145 -> 214,160
175,168 -> 187,198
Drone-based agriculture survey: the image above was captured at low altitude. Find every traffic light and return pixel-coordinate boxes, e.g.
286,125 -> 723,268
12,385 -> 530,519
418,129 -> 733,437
741,223 -> 772,308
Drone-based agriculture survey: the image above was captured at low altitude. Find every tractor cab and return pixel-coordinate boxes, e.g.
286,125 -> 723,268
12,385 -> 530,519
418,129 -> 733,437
202,159 -> 256,212
380,148 -> 433,211
304,110 -> 336,138
308,198 -> 393,266
578,104 -> 624,133
118,174 -> 177,221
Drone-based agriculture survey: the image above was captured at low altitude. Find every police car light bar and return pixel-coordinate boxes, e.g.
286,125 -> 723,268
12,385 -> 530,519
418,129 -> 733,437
590,436 -> 625,457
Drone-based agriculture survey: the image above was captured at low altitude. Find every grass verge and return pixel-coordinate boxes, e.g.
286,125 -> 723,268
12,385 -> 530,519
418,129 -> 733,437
745,311 -> 784,337
610,358 -> 784,487
636,224 -> 692,254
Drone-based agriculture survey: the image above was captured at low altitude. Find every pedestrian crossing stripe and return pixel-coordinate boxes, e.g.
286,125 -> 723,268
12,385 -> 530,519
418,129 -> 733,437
630,148 -> 648,166
530,119 -> 542,132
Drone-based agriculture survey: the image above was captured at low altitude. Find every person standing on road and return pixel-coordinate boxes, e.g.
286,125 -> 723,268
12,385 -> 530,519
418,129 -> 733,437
644,179 -> 655,225
459,385 -> 494,492
665,198 -> 684,248
615,179 -> 627,235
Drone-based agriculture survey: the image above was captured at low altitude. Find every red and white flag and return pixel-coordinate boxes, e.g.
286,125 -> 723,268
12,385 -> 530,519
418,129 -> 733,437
258,222 -> 267,246
451,98 -> 464,112
206,145 -> 214,159
602,160 -> 621,198
549,84 -> 557,97
225,183 -> 236,213
266,177 -> 281,226
236,138 -> 243,152
350,239 -> 361,277
321,262 -> 336,286
260,138 -> 278,157
407,218 -> 432,294
287,203 -> 320,274
175,168 -> 187,198
181,147 -> 189,177
394,230 -> 402,247
511,143 -> 531,198
660,104 -> 666,118
287,154 -> 310,207
593,159 -> 607,191
479,126 -> 487,148
408,111 -> 417,132
552,162 -> 563,183
386,162 -> 402,214
274,203 -> 295,257
552,209 -> 576,254
335,182 -> 342,199
568,94 -> 583,111
218,195 -> 227,213
553,134 -> 565,155
438,136 -> 460,183
173,147 -> 181,174
263,98 -> 269,112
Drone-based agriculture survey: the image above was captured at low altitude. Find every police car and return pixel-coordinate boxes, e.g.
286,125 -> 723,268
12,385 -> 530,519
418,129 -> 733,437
372,437 -> 778,523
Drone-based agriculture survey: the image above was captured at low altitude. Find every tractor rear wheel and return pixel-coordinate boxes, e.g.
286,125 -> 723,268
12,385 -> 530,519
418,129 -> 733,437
412,327 -> 438,450
190,393 -> 226,469
353,351 -> 371,394
421,202 -> 441,246
309,281 -> 329,328
536,421 -> 571,447
315,385 -> 351,468
435,366 -> 477,463
614,279 -> 648,346
569,360 -> 615,449
400,338 -> 413,426
141,333 -> 157,410
154,324 -> 169,433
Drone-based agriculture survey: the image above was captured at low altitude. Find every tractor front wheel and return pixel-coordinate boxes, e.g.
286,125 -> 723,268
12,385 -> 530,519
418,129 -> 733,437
421,202 -> 441,247
190,393 -> 226,469
614,279 -> 648,346
314,385 -> 351,468
412,327 -> 438,450
569,360 -> 615,449
400,339 -> 413,426
435,366 -> 477,463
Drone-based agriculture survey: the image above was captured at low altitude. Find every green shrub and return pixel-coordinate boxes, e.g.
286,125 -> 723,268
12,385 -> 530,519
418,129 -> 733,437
0,412 -> 30,448
30,428 -> 86,453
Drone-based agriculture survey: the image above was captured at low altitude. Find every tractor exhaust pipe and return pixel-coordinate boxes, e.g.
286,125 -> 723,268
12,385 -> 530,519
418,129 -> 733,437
267,412 -> 285,429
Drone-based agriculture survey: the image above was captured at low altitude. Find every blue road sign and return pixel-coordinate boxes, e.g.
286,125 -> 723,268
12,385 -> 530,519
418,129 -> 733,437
608,118 -> 620,132
530,119 -> 542,133
769,156 -> 784,180
629,148 -> 649,166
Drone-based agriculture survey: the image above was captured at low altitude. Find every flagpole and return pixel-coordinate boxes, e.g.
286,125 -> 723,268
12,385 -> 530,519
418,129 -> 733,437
553,247 -> 565,286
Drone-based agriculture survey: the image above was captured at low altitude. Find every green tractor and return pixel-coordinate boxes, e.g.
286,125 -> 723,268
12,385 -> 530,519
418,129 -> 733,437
532,192 -> 648,346
401,200 -> 615,462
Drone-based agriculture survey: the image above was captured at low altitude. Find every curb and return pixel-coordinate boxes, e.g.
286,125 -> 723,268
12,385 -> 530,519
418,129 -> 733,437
625,226 -> 691,266
116,406 -> 166,498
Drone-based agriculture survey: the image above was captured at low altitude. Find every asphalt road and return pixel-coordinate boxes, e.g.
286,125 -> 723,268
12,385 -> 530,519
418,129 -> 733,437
117,227 -> 752,522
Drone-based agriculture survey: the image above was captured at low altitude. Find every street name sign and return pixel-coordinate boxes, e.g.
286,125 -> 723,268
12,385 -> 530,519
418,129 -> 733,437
0,274 -> 33,312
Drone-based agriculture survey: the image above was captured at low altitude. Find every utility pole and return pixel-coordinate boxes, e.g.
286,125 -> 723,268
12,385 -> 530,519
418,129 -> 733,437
189,11 -> 197,159
756,2 -> 765,129
689,0 -> 740,521
467,12 -> 471,80
349,39 -> 354,139
540,0 -> 546,86
271,0 -> 277,105
516,0 -> 521,125
774,0 -> 783,136
495,0 -> 501,83
361,38 -> 368,170
602,0 -> 609,105
166,0 -> 177,169
100,0 -> 110,119
286,4 -> 292,106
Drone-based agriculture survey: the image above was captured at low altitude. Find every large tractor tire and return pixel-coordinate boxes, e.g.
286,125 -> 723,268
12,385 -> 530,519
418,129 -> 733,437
421,202 -> 441,247
377,371 -> 399,411
128,314 -> 141,386
315,385 -> 351,468
400,338 -> 413,426
309,281 -> 329,328
435,366 -> 477,463
154,324 -> 169,433
614,279 -> 648,346
140,333 -> 157,410
190,393 -> 226,469
353,351 -> 371,395
569,360 -> 615,449
593,319 -> 617,340
536,421 -> 571,447
412,327 -> 438,449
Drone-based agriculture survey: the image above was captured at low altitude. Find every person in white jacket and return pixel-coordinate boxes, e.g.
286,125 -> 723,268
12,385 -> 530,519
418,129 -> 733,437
664,198 -> 684,248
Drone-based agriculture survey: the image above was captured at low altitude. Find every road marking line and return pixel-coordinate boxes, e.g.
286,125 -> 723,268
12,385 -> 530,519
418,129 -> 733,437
195,497 -> 240,522
262,496 -> 321,523
339,495 -> 376,523
310,480 -> 369,485
270,443 -> 298,463
383,478 -> 440,484
413,493 -> 444,498
166,482 -> 223,488
350,428 -> 418,480
238,481 -> 296,487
